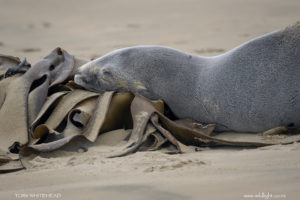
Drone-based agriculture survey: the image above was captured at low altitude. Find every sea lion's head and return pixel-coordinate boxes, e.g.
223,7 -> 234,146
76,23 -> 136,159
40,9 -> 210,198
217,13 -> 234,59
74,58 -> 129,93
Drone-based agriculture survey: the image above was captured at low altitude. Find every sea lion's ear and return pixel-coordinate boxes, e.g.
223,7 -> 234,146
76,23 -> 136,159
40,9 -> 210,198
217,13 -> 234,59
100,68 -> 110,75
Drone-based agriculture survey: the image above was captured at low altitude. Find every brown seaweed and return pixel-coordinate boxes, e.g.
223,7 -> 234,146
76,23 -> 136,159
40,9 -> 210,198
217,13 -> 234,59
0,48 -> 75,153
0,54 -> 21,80
27,75 -> 50,125
47,48 -> 74,87
0,159 -> 24,173
23,92 -> 134,155
108,95 -> 167,157
82,92 -> 115,142
1,49 -> 300,174
150,114 -> 181,152
4,59 -> 31,79
31,91 -> 69,132
34,90 -> 98,131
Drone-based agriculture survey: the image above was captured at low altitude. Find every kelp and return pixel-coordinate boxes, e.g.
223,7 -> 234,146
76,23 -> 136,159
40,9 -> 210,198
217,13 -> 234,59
33,90 -> 98,134
132,96 -> 300,147
0,159 -> 24,173
0,149 -> 24,173
27,75 -> 50,125
31,91 -> 69,132
0,48 -> 75,155
0,54 -> 21,80
1,48 -> 300,173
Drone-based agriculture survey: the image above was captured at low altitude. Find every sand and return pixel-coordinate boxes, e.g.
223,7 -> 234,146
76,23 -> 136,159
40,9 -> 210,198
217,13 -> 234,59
0,0 -> 300,199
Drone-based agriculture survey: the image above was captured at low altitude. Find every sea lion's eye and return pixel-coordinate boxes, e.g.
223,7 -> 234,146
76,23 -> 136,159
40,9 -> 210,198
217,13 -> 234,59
103,71 -> 111,76
102,69 -> 112,76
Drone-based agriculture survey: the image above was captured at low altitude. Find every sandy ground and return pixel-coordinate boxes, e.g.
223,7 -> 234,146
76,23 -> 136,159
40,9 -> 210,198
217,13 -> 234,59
1,0 -> 300,199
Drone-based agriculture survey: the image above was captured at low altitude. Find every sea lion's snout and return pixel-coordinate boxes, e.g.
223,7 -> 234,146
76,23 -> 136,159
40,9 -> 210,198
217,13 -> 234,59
74,73 -> 102,93
74,74 -> 87,86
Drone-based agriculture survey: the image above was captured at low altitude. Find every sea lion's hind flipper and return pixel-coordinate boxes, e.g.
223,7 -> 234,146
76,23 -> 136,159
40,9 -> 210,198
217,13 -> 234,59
262,126 -> 300,136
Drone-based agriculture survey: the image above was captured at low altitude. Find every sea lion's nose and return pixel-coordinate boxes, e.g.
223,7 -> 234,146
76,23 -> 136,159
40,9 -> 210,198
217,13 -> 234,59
74,74 -> 87,85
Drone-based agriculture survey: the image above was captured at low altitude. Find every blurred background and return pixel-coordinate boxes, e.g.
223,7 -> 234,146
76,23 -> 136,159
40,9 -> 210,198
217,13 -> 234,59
0,0 -> 299,62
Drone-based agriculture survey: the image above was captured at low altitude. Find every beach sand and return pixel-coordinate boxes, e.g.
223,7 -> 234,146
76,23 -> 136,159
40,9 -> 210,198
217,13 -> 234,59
0,0 -> 300,199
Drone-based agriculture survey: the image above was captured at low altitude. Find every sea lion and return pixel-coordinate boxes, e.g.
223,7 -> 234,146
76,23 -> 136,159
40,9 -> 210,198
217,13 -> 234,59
75,22 -> 300,133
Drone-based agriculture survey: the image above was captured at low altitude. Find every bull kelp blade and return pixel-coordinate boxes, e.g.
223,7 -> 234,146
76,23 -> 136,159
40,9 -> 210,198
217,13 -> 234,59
40,89 -> 99,131
83,92 -> 114,142
0,54 -> 20,80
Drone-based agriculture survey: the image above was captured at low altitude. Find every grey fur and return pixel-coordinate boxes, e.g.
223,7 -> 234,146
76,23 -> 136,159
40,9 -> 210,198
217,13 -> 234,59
75,23 -> 300,132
